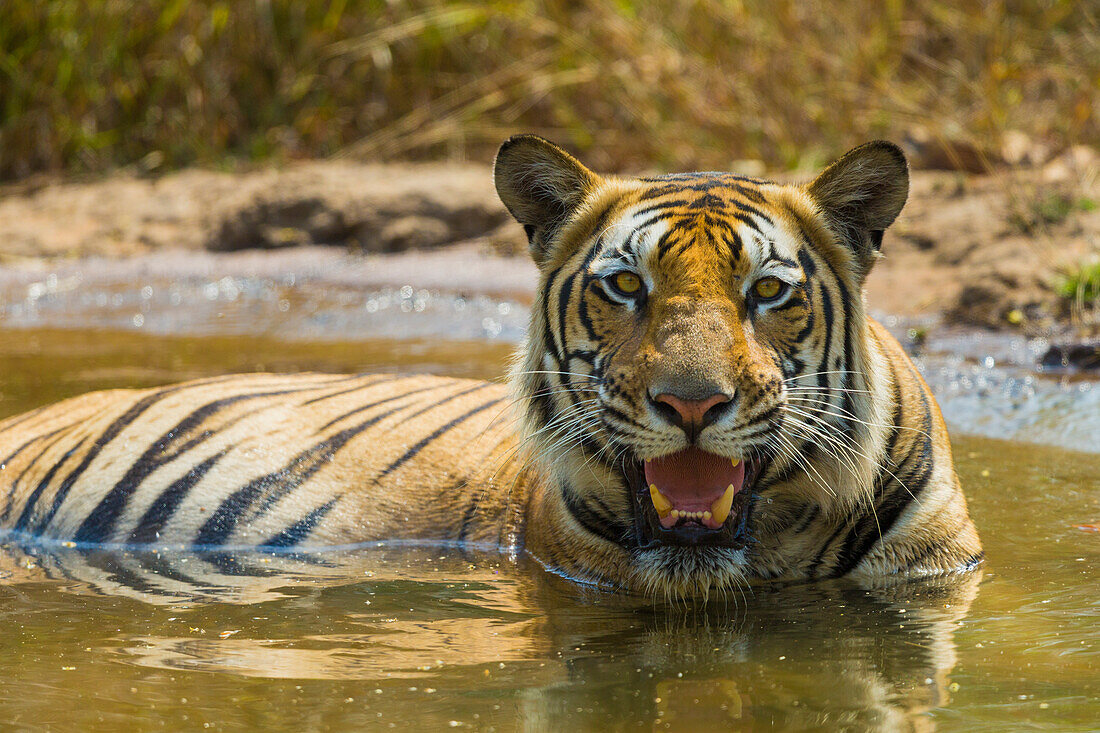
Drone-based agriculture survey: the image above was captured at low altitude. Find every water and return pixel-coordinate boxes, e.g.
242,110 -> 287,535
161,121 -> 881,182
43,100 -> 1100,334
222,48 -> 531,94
0,325 -> 1097,731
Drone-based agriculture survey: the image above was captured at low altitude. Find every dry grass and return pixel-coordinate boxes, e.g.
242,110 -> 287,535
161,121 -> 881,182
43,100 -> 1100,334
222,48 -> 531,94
1,0 -> 1098,180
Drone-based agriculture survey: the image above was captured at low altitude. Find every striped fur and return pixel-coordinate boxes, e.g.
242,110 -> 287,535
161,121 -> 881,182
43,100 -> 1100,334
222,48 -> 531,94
0,137 -> 981,598
0,374 -> 527,551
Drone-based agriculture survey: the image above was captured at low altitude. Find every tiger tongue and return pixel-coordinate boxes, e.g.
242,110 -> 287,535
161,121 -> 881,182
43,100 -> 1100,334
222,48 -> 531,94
644,447 -> 745,530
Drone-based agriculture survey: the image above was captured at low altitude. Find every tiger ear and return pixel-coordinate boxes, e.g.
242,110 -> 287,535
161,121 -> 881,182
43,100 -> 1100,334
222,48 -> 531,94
494,135 -> 600,265
806,141 -> 909,277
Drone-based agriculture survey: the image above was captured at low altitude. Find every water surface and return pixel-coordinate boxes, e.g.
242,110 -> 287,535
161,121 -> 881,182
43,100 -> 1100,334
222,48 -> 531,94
0,328 -> 1096,731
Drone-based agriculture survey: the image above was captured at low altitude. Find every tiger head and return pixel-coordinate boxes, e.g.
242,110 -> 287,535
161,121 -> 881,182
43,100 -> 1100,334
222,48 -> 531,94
495,135 -> 909,595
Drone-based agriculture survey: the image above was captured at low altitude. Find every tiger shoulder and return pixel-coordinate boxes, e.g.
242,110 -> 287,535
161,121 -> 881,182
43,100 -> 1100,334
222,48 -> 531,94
0,136 -> 982,598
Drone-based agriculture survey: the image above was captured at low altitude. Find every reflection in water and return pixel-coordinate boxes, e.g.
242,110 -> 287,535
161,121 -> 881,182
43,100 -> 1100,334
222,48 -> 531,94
0,540 -> 979,731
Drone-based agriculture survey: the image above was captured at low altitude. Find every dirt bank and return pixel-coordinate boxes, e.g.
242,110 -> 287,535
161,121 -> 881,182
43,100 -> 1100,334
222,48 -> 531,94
1,152 -> 1097,339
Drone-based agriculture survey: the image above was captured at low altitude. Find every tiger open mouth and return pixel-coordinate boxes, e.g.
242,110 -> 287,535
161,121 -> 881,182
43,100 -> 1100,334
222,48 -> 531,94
625,447 -> 765,550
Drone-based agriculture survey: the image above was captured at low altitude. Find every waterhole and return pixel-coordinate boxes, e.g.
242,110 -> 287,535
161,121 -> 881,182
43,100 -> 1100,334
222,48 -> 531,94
0,284 -> 1097,730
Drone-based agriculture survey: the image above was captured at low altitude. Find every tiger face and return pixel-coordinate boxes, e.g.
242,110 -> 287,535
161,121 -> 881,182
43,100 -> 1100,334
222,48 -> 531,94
581,188 -> 818,549
497,135 -> 918,591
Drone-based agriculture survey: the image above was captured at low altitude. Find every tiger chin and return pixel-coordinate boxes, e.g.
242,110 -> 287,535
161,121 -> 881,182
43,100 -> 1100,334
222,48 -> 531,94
0,135 -> 982,600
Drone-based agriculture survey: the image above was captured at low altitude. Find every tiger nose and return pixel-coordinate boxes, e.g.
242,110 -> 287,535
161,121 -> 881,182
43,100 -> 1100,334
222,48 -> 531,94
650,391 -> 733,439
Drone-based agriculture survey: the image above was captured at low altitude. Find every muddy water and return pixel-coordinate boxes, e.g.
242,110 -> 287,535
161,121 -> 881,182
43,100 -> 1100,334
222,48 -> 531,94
1,260 -> 1099,731
0,325 -> 1097,731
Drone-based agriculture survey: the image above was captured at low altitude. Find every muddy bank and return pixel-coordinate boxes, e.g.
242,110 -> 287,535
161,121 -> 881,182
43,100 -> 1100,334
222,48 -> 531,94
2,153 -> 1098,340
0,161 -> 526,261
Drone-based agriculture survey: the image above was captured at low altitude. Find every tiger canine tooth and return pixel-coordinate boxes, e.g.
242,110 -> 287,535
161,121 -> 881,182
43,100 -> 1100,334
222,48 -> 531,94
649,484 -> 673,517
710,484 -> 736,525
730,458 -> 740,466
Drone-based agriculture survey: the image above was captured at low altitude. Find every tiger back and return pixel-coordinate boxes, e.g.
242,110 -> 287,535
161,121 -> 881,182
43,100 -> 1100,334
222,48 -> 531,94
0,374 -> 529,550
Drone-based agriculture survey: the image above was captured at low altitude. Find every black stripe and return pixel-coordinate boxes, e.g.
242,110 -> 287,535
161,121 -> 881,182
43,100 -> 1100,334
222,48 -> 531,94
723,229 -> 744,263
372,396 -> 505,482
300,374 -> 404,405
133,551 -> 205,587
770,294 -> 807,314
29,386 -> 189,534
730,183 -> 766,204
556,240 -> 601,362
816,283 -> 834,392
542,263 -> 567,359
881,359 -> 905,465
792,503 -> 821,534
632,199 -> 694,218
634,211 -> 679,238
740,404 -> 779,432
796,245 -> 818,277
194,402 -> 411,546
79,551 -> 169,595
127,450 -> 228,544
728,211 -> 764,232
959,551 -> 985,571
260,498 -> 340,548
600,401 -> 638,428
576,276 -> 604,340
197,551 -> 272,577
12,438 -> 89,531
561,483 -> 628,545
808,521 -> 850,578
132,550 -> 206,585
193,383 -> 494,546
831,380 -> 935,577
456,488 -> 481,543
810,239 -> 857,438
316,381 -> 453,432
733,201 -> 774,227
831,483 -> 916,577
0,424 -> 76,523
73,386 -> 312,543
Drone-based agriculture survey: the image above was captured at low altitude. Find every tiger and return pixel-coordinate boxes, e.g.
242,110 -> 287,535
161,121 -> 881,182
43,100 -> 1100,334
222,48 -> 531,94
0,135 -> 982,598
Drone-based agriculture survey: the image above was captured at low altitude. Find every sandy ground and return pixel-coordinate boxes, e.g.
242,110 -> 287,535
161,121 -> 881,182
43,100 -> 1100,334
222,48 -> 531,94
1,151 -> 1098,337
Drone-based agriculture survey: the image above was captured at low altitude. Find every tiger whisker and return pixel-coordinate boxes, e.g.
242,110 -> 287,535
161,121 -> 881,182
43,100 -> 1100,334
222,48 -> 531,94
779,405 -> 921,510
785,396 -> 935,442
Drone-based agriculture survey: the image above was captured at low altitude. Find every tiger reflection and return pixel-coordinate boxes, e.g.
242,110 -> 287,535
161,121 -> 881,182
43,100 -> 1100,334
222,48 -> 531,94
1,542 -> 978,730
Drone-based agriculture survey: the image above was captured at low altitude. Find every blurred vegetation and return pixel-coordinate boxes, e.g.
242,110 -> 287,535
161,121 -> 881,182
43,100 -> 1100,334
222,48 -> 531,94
1010,190 -> 1098,233
1,0 -> 1098,180
1056,258 -> 1100,332
1058,260 -> 1100,303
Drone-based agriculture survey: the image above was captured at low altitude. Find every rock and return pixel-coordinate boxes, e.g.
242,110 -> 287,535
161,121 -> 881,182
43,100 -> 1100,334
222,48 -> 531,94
376,216 -> 451,251
208,196 -> 351,250
945,283 -> 1006,327
1042,145 -> 1100,184
1040,341 -> 1100,372
201,161 -> 513,253
1000,130 -> 1052,167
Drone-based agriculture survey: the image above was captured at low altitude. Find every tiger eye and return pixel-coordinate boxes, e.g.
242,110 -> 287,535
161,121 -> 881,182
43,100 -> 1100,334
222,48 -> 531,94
614,272 -> 642,295
754,277 -> 783,300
